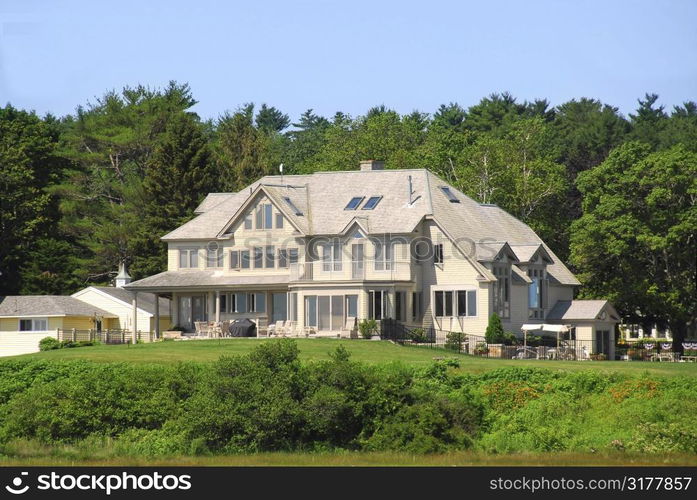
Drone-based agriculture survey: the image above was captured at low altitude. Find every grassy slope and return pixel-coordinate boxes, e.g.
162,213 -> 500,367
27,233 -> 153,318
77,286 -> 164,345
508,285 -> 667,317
11,338 -> 697,378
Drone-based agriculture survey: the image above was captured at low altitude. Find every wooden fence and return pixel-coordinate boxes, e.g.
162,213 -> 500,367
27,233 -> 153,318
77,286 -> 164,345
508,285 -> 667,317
57,329 -> 156,344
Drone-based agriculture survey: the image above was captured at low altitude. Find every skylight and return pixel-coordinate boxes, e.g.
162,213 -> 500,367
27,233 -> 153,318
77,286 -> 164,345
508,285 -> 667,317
345,196 -> 365,210
440,186 -> 460,203
283,197 -> 303,216
362,196 -> 382,210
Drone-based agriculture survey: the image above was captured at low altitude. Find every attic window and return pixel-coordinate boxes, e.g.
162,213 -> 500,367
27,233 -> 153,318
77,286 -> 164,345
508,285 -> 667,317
283,197 -> 303,216
362,196 -> 382,210
345,196 -> 365,210
440,186 -> 460,203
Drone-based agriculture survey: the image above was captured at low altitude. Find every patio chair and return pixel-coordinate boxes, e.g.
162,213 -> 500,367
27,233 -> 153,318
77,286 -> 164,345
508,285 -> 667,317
255,317 -> 269,337
194,321 -> 209,337
341,317 -> 357,338
271,320 -> 285,337
283,320 -> 296,337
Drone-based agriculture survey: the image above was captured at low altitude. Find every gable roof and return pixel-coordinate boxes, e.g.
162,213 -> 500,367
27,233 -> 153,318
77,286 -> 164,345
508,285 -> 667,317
546,300 -> 620,321
0,296 -> 117,318
81,287 -> 171,316
194,193 -> 235,214
159,168 -> 580,285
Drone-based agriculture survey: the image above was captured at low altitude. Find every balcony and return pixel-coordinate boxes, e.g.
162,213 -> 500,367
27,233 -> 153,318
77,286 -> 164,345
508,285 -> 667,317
289,260 -> 414,282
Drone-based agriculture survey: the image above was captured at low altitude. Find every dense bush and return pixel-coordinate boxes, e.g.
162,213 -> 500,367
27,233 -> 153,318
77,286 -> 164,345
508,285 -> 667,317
0,340 -> 693,457
444,331 -> 465,351
38,337 -> 97,351
38,337 -> 60,351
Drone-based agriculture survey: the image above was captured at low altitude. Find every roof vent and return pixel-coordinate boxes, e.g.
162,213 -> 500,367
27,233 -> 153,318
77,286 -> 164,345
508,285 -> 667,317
359,160 -> 385,171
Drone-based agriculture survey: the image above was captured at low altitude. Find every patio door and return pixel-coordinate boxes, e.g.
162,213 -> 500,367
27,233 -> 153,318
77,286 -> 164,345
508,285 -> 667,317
317,295 -> 345,331
179,295 -> 207,331
272,293 -> 288,323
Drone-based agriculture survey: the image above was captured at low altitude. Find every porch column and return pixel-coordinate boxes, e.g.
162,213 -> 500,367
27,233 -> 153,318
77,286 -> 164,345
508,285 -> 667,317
154,293 -> 160,339
215,291 -> 221,323
208,291 -> 214,320
171,292 -> 178,327
132,292 -> 138,343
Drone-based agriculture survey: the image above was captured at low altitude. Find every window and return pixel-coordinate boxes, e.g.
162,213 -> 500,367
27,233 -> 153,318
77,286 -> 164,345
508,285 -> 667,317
434,243 -> 444,264
220,294 -> 228,313
240,250 -> 251,269
362,196 -> 382,210
412,292 -> 422,321
255,206 -> 264,229
265,245 -> 275,268
368,290 -> 389,320
493,265 -> 510,318
264,204 -> 273,229
321,241 -> 342,271
289,248 -> 299,265
345,196 -> 365,210
230,250 -> 240,269
289,292 -> 298,321
528,268 -> 547,319
253,247 -> 263,268
440,186 -> 460,203
374,240 -> 394,271
278,249 -> 288,268
275,213 -> 284,229
305,295 -> 317,327
457,290 -> 477,317
179,248 -> 199,268
346,295 -> 358,318
434,291 -> 453,317
248,293 -> 266,313
206,247 -> 224,268
19,318 -> 48,331
395,291 -> 406,322
232,292 -> 246,313
244,213 -> 253,230
284,197 -> 303,215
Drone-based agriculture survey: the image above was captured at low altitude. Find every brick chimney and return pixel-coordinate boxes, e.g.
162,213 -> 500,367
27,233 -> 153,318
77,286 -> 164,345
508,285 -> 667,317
359,160 -> 385,171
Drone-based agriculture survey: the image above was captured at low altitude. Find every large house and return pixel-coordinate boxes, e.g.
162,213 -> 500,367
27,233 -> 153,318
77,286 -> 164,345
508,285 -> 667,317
125,161 -> 619,356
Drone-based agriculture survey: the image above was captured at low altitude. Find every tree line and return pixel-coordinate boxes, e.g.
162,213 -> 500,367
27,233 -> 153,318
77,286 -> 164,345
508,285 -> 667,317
0,82 -> 695,340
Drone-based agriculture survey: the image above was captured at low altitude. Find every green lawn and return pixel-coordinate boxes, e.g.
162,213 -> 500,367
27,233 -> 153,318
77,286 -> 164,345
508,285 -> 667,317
1,451 -> 694,467
12,338 -> 697,377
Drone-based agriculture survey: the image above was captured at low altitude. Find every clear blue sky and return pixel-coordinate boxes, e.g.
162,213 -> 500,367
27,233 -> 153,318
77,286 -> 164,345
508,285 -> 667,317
1,0 -> 695,122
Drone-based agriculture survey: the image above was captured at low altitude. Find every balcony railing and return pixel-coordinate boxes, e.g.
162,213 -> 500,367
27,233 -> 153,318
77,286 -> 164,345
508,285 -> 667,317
289,260 -> 413,282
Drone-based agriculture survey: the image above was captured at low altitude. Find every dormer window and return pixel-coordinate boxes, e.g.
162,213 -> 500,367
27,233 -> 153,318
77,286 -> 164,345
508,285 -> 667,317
362,196 -> 382,210
345,197 -> 365,210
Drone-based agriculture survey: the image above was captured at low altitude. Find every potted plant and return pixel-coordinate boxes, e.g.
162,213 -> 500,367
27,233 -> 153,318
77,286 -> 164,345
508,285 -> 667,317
474,342 -> 489,356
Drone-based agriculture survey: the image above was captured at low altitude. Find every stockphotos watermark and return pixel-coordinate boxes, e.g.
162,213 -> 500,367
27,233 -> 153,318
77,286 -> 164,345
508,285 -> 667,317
4,470 -> 191,496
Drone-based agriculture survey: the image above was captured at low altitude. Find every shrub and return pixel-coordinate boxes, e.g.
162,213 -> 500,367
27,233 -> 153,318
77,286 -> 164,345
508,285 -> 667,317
444,331 -> 464,351
358,319 -> 378,339
408,328 -> 428,343
38,337 -> 60,351
485,313 -> 506,344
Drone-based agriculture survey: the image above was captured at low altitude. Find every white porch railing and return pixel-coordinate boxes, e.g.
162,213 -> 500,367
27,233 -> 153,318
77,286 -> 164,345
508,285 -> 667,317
289,260 -> 413,282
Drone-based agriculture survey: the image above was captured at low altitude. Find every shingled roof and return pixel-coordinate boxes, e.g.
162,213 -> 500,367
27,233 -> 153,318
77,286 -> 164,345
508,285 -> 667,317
159,168 -> 580,286
0,296 -> 116,318
546,300 -> 620,321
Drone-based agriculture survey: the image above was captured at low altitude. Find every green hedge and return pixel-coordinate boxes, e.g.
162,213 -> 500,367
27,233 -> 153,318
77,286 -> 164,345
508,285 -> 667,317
0,340 -> 694,457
